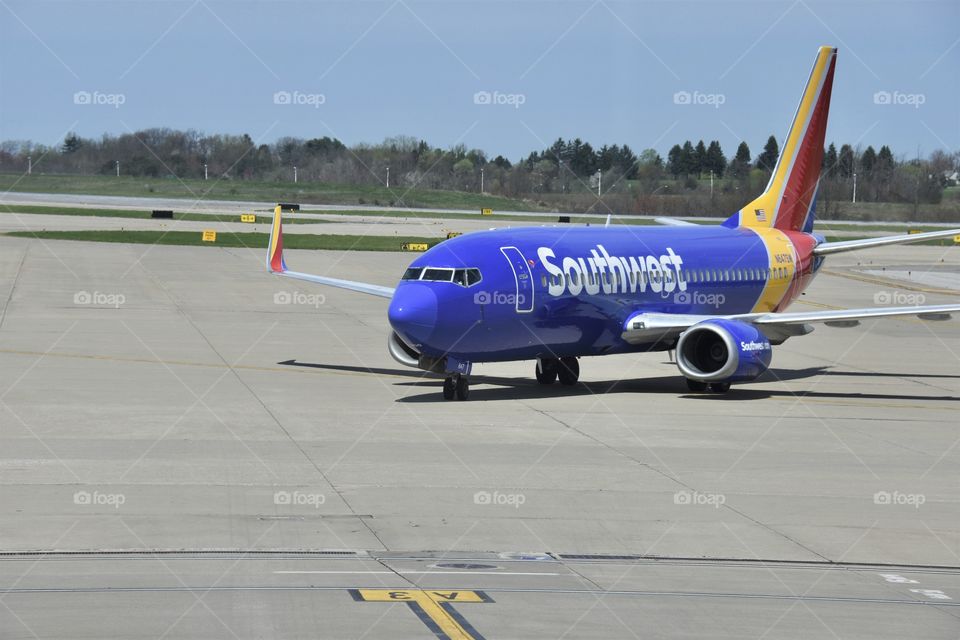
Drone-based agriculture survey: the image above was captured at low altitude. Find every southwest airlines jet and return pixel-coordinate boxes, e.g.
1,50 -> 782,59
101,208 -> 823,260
267,47 -> 960,400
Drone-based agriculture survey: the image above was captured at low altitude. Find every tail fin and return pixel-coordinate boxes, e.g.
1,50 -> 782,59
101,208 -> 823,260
724,46 -> 837,233
267,205 -> 287,273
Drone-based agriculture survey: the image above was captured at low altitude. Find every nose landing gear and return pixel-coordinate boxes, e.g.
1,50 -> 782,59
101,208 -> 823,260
443,373 -> 470,400
535,358 -> 558,384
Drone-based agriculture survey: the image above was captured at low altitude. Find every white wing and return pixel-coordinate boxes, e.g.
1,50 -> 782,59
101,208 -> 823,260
266,206 -> 395,299
622,305 -> 960,345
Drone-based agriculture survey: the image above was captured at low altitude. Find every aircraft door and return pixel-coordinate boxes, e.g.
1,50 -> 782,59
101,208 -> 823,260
499,246 -> 535,313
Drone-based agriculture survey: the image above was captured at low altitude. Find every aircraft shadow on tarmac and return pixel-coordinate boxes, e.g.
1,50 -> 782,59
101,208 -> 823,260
279,360 -> 959,403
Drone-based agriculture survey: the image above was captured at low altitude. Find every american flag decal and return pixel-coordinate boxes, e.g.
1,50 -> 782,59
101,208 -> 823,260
754,209 -> 767,222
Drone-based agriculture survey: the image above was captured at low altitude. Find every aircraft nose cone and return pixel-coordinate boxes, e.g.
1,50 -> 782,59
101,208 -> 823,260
388,284 -> 438,345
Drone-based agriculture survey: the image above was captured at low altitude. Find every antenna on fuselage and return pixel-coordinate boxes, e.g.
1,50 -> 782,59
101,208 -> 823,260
605,213 -> 612,227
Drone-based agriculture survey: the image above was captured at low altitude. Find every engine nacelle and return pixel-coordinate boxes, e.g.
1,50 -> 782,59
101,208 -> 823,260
388,331 -> 420,368
676,319 -> 772,383
388,331 -> 447,374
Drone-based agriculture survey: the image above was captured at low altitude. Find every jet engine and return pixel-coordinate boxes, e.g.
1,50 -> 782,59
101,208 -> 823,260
676,319 -> 772,383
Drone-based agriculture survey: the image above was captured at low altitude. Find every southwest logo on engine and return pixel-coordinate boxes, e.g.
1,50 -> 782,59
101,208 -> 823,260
740,340 -> 770,352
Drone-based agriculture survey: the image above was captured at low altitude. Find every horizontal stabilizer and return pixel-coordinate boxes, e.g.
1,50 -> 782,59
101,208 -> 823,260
814,228 -> 960,255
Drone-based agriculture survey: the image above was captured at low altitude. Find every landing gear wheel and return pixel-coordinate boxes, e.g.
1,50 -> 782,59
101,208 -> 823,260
686,379 -> 708,392
443,377 -> 455,400
535,358 -> 558,384
708,382 -> 731,394
455,375 -> 470,400
557,357 -> 580,386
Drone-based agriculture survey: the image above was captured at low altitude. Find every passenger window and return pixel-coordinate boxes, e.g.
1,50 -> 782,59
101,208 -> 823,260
541,275 -> 547,288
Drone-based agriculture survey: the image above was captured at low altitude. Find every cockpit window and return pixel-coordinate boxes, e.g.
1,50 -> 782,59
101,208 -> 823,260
422,268 -> 454,282
402,266 -> 482,286
401,267 -> 423,280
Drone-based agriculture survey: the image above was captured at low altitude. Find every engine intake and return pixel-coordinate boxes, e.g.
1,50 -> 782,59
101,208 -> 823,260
388,331 -> 447,374
388,331 -> 420,368
677,319 -> 772,383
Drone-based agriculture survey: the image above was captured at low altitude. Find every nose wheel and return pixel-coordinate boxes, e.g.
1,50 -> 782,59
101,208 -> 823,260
535,358 -> 559,384
557,357 -> 580,385
443,374 -> 470,401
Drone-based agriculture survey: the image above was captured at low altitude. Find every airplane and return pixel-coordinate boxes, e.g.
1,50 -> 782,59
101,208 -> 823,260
267,46 -> 960,401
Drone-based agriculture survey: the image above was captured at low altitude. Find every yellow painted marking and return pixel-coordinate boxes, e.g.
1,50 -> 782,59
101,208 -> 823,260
480,208 -> 493,216
240,214 -> 256,223
402,242 -> 429,252
750,227 -> 797,312
356,589 -> 485,603
201,230 -> 217,242
352,589 -> 490,639
953,235 -> 960,244
446,231 -> 463,239
908,229 -> 922,235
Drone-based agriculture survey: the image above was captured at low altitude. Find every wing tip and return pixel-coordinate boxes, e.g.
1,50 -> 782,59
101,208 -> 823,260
268,205 -> 286,273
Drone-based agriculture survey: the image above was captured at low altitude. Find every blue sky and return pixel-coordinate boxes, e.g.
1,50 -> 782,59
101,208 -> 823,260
1,0 -> 957,161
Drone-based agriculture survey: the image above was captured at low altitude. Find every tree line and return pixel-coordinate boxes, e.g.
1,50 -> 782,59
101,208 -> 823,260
0,128 -> 956,217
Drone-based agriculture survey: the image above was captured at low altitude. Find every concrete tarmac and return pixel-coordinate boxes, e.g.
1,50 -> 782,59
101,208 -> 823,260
0,232 -> 957,638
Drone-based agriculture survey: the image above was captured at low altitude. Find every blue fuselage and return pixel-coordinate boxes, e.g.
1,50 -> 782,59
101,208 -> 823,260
387,225 -> 820,363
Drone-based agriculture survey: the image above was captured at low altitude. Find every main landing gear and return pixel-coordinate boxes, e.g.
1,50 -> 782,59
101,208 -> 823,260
685,379 -> 731,394
443,373 -> 470,401
536,357 -> 579,386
